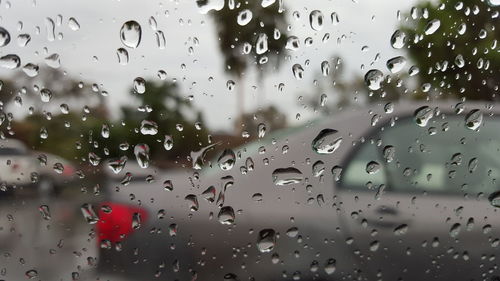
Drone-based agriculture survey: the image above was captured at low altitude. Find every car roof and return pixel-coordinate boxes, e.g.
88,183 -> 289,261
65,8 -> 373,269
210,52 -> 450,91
0,138 -> 28,151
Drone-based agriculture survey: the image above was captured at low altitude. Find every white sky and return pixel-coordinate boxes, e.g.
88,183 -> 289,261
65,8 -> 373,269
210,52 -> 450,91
0,0 -> 418,132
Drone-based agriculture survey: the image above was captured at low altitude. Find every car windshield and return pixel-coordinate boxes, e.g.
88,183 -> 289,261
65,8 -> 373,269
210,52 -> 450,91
0,0 -> 500,281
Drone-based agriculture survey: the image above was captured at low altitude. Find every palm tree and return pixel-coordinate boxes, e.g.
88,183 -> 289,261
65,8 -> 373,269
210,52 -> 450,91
197,0 -> 288,131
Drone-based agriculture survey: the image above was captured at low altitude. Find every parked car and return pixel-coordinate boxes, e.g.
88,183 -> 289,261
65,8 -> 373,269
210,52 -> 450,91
0,139 -> 39,194
0,138 -> 76,196
32,151 -> 77,196
96,101 -> 500,281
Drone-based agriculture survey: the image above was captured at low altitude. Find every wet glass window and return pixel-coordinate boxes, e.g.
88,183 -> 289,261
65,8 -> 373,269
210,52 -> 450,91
0,0 -> 499,280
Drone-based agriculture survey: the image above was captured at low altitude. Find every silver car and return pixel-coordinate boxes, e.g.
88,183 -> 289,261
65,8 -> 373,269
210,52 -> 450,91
96,101 -> 500,281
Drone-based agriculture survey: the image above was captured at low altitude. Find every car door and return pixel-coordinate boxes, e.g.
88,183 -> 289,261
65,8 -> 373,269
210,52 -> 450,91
337,112 -> 500,281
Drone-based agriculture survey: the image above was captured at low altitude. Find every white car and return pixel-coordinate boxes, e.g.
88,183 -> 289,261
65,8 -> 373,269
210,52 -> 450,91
0,139 -> 38,193
0,139 -> 76,196
31,151 -> 76,195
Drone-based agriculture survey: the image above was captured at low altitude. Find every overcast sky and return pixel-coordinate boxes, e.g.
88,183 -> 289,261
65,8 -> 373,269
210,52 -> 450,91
0,0 -> 418,131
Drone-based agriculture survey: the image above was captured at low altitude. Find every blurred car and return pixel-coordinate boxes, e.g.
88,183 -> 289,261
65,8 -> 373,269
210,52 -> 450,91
32,151 -> 77,196
0,138 -> 76,196
96,101 -> 500,281
0,139 -> 38,193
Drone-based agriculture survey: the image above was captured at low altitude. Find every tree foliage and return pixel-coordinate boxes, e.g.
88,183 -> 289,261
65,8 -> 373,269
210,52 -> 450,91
402,0 -> 500,100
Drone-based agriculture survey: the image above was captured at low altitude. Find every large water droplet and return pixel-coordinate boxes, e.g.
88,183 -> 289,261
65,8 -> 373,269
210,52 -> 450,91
132,212 -> 141,229
25,269 -> 38,279
0,54 -> 20,69
331,12 -> 340,25
272,167 -> 303,185
390,30 -> 406,49
237,9 -> 253,26
116,48 -> 129,65
80,203 -> 99,224
149,16 -> 157,30
45,17 -> 55,41
224,273 -> 239,281
258,123 -> 266,138
17,34 -> 31,47
468,158 -> 478,173
202,186 -> 216,202
464,109 -> 483,130
312,129 -> 342,154
185,194 -> 199,211
449,223 -> 461,238
364,69 -> 384,90
155,31 -> 166,49
40,88 -> 53,102
197,0 -> 224,14
134,144 -> 150,168
489,191 -> 500,207
257,229 -> 276,252
252,193 -> 263,202
321,61 -> 330,76
487,0 -> 500,6
312,160 -> 325,177
68,17 -> 80,31
331,166 -> 342,181
40,127 -> 48,139
0,27 -> 10,47
383,145 -> 395,163
218,206 -> 235,225
246,157 -> 254,171
455,54 -> 465,68
44,53 -> 60,68
133,77 -> 146,94
286,36 -> 300,51
101,123 -> 110,138
309,10 -> 324,31
163,179 -> 173,191
108,156 -> 127,174
386,56 -> 406,73
255,33 -> 268,55
394,224 -> 409,236
366,161 -> 380,174
424,19 -> 441,35
261,0 -> 276,8
414,106 -> 433,127
88,152 -> 101,166
286,227 -> 299,237
140,120 -> 158,135
22,63 -> 39,77
292,63 -> 304,80
218,149 -> 236,171
324,258 -> 336,275
164,135 -> 173,150
120,20 -> 142,48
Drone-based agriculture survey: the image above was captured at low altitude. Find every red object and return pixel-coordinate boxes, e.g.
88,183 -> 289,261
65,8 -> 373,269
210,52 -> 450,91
62,164 -> 75,177
96,202 -> 148,243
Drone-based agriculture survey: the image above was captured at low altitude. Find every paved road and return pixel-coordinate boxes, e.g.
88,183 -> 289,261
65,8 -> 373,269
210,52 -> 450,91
0,192 -> 99,281
0,168 -> 186,281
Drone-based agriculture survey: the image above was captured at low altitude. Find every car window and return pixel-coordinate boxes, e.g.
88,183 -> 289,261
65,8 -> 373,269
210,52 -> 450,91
342,115 -> 500,195
341,140 -> 387,190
